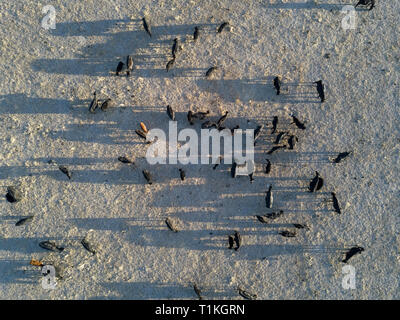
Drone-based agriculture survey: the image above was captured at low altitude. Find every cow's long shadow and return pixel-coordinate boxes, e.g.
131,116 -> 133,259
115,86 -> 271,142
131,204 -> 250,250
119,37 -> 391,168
265,1 -> 355,11
0,163 -> 145,185
0,237 -> 66,255
0,259 -> 40,284
235,243 -> 347,261
196,79 -> 322,103
94,281 -> 237,300
0,93 -> 83,115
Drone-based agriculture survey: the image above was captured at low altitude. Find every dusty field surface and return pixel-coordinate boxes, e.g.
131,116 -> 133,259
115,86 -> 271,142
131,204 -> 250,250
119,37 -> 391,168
0,0 -> 399,299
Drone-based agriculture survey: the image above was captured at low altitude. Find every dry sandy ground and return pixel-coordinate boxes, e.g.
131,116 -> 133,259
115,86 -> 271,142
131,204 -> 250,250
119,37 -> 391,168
0,0 -> 399,299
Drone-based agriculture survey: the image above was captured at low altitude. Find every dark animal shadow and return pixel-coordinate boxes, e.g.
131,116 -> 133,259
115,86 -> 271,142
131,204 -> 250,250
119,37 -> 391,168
94,281 -> 237,299
69,217 -> 235,251
0,157 -> 144,185
265,1 -> 354,11
0,259 -> 40,284
235,243 -> 347,261
196,79 -> 321,103
0,93 -> 82,115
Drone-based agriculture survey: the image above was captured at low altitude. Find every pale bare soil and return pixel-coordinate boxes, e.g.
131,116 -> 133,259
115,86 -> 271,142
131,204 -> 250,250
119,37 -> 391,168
0,0 -> 399,299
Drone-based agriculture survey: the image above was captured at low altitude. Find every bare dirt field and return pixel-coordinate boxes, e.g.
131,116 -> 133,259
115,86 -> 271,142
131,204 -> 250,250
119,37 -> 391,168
0,0 -> 399,299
